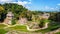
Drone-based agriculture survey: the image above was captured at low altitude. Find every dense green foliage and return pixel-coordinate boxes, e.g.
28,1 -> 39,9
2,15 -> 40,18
49,12 -> 60,22
0,3 -> 28,22
0,3 -> 60,34
0,3 -> 60,22
0,29 -> 7,34
39,19 -> 50,28
11,19 -> 16,25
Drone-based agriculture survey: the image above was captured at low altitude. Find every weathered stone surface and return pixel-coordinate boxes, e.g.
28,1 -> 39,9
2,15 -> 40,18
18,18 -> 28,25
4,12 -> 14,25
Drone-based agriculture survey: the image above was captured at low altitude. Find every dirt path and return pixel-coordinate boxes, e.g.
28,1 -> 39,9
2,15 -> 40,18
1,23 -> 60,34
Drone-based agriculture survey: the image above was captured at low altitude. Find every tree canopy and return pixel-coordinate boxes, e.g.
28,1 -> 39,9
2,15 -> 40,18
0,3 -> 28,22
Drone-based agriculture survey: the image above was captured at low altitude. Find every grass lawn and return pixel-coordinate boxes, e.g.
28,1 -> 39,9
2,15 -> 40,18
0,24 -> 7,29
6,25 -> 28,32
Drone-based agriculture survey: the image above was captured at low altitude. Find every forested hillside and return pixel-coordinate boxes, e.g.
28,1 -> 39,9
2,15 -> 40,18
0,3 -> 28,22
0,3 -> 60,22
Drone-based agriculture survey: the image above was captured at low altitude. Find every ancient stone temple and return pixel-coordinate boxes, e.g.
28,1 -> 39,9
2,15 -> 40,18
18,18 -> 28,25
40,13 -> 50,19
30,13 -> 50,29
42,13 -> 50,19
4,12 -> 14,25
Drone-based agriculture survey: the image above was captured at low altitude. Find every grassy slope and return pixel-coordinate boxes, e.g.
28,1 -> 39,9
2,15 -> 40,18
35,22 -> 60,33
0,24 -> 7,29
55,32 -> 60,34
0,29 -> 7,34
6,25 -> 28,32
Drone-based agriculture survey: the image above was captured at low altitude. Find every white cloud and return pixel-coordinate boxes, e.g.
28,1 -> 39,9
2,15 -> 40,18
57,3 -> 60,6
25,5 -> 30,9
0,0 -> 32,5
44,6 -> 50,10
0,0 -> 32,9
0,0 -> 14,3
44,6 -> 57,11
29,0 -> 32,1
50,8 -> 55,10
17,1 -> 28,5
17,1 -> 31,5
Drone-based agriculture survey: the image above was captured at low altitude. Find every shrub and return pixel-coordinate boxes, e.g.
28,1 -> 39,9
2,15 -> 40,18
39,19 -> 50,28
11,19 -> 16,25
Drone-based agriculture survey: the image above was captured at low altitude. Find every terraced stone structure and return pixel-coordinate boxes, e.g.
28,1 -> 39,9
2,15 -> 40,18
4,12 -> 14,25
18,18 -> 28,25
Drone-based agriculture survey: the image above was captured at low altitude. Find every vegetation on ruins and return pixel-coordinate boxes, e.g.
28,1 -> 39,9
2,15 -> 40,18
0,3 -> 60,34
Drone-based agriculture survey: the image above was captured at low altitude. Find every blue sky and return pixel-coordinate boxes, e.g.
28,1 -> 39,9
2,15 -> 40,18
0,0 -> 60,11
30,0 -> 60,11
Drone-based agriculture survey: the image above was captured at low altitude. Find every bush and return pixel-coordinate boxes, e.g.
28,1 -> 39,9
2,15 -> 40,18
11,19 -> 16,25
39,19 -> 50,28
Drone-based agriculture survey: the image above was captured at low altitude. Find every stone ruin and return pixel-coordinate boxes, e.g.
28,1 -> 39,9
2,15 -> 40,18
28,13 -> 50,29
18,17 -> 28,25
4,12 -> 14,25
40,13 -> 50,19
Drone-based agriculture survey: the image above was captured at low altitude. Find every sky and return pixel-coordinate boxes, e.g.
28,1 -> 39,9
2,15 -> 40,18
0,0 -> 60,11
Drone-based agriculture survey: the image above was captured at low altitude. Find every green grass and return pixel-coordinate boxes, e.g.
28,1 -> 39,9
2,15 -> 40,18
0,24 -> 7,29
35,23 -> 60,33
7,25 -> 28,32
55,32 -> 60,34
0,22 -> 59,34
0,29 -> 8,34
